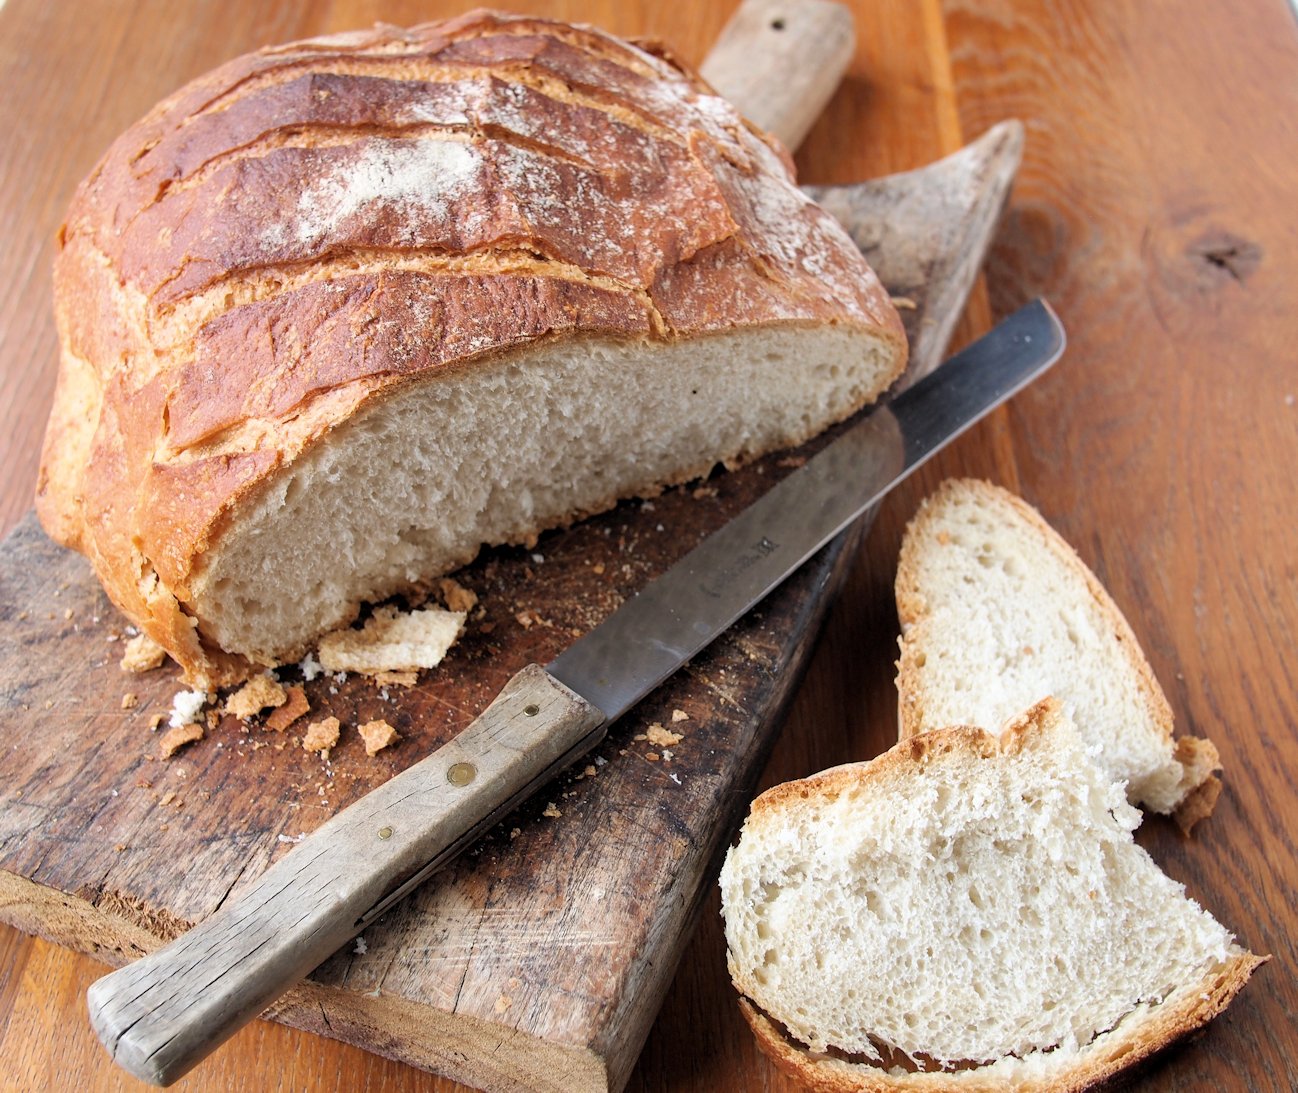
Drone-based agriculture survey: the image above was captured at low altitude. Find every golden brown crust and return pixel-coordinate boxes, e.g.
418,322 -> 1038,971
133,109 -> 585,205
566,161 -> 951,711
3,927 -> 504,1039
894,479 -> 1218,818
38,11 -> 905,687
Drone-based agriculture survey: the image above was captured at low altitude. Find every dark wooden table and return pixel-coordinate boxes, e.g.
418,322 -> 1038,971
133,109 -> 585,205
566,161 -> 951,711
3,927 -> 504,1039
2,1 -> 1295,1090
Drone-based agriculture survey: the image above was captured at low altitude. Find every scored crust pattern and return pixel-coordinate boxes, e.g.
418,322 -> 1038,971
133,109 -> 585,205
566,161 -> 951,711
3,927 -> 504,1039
36,11 -> 905,686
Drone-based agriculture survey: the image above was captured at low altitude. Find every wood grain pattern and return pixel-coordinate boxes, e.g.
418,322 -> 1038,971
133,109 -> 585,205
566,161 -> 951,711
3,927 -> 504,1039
1,3 -> 1294,1093
931,2 -> 1298,1088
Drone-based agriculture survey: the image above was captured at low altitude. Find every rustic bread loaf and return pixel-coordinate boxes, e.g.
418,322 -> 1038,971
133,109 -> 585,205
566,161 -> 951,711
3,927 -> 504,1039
895,479 -> 1218,823
719,700 -> 1263,1092
37,12 -> 906,687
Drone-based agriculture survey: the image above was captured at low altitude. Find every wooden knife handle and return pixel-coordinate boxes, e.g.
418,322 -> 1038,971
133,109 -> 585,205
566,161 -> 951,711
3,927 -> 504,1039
86,665 -> 606,1087
700,0 -> 854,151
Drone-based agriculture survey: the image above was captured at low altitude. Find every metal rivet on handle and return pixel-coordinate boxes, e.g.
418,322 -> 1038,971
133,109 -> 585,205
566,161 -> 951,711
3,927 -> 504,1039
377,826 -> 393,840
523,704 -> 540,717
447,762 -> 476,787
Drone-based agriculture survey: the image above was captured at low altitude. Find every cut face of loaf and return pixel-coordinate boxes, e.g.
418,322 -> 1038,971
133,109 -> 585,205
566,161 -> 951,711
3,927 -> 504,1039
719,701 -> 1263,1091
194,324 -> 894,664
35,12 -> 907,687
895,479 -> 1218,819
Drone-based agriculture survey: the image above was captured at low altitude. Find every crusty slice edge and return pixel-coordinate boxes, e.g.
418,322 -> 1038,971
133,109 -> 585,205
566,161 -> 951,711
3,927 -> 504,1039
894,478 -> 1220,825
739,941 -> 1265,1093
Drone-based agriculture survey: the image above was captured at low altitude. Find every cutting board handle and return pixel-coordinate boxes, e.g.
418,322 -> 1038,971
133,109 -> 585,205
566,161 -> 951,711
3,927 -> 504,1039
85,665 -> 606,1086
700,0 -> 855,151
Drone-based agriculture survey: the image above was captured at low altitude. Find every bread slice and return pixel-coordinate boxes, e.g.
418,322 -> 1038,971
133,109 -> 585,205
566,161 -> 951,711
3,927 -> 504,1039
36,12 -> 906,688
895,479 -> 1218,822
719,701 -> 1263,1092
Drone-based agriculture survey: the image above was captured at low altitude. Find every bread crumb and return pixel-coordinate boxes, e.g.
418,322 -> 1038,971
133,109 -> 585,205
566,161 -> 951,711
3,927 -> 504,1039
510,827 -> 521,839
515,608 -> 552,629
890,295 -> 918,309
375,669 -> 419,687
494,995 -> 512,1013
319,604 -> 464,674
159,791 -> 177,807
302,717 -> 341,755
645,723 -> 683,747
692,486 -> 718,499
264,686 -> 310,732
114,843 -> 127,853
226,673 -> 287,720
671,709 -> 689,723
592,563 -> 606,575
437,577 -> 479,614
121,633 -> 167,673
168,689 -> 207,728
159,723 -> 203,758
542,802 -> 562,818
645,751 -> 660,762
148,713 -> 164,731
359,719 -> 400,756
121,693 -> 138,710
353,936 -> 368,955
298,652 -> 323,681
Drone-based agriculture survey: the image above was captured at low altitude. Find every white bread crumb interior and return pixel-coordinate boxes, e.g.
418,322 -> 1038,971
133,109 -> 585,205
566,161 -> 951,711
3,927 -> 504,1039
720,701 -> 1256,1083
192,325 -> 894,667
895,479 -> 1217,815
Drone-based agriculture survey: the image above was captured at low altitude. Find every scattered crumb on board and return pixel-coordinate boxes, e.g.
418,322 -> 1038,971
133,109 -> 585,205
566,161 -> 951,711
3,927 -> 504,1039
120,693 -> 138,710
159,723 -> 203,758
671,709 -> 689,722
516,608 -> 554,630
645,723 -> 683,747
168,690 -> 208,728
437,577 -> 479,614
302,717 -> 341,755
358,719 -> 400,756
121,633 -> 167,673
318,604 -> 464,674
264,686 -> 310,732
225,673 -> 287,720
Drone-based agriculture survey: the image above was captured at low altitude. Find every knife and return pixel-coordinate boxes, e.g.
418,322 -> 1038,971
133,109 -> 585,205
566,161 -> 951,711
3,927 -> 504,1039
87,298 -> 1064,1085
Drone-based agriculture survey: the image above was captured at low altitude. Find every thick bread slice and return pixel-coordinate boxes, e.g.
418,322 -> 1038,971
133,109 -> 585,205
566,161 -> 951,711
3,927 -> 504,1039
36,12 -> 906,688
895,479 -> 1218,820
718,701 -> 1264,1092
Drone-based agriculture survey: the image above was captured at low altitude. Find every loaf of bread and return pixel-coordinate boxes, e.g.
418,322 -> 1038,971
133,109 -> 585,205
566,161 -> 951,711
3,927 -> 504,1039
895,479 -> 1218,823
36,11 -> 906,687
719,700 -> 1263,1091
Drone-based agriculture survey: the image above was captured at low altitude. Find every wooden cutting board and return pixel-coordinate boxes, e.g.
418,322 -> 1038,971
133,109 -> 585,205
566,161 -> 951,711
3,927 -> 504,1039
0,5 -> 1015,1092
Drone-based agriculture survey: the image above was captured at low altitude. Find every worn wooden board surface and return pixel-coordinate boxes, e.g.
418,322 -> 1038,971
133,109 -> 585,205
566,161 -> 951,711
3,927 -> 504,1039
6,1 -> 1295,1092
